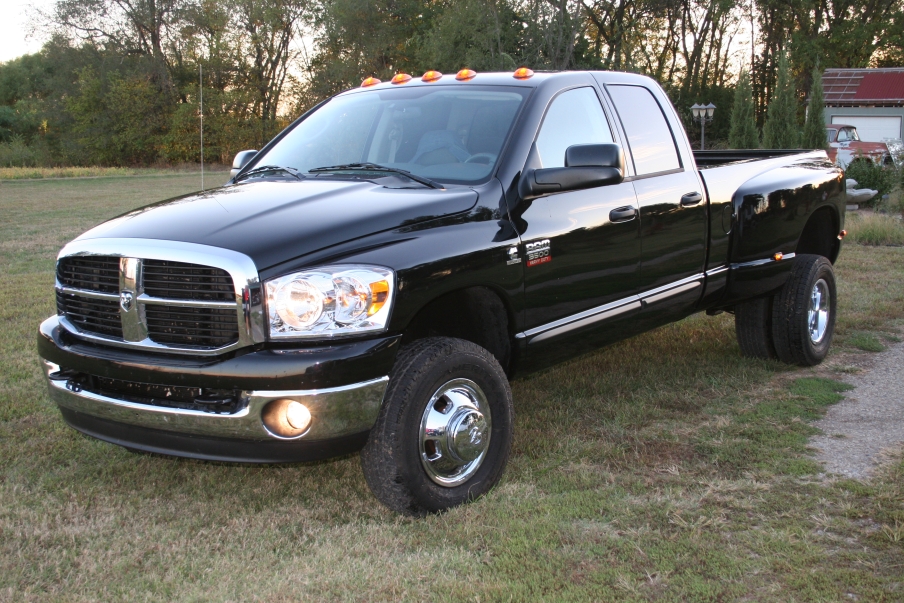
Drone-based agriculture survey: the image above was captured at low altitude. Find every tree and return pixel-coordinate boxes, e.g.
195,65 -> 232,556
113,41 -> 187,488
762,52 -> 799,149
801,67 -> 827,150
729,69 -> 758,149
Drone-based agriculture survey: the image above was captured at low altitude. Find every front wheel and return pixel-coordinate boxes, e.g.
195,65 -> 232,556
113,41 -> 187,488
771,254 -> 837,366
361,337 -> 514,515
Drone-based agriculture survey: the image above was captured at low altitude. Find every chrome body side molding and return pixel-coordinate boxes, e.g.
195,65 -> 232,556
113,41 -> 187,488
731,252 -> 796,270
516,273 -> 704,343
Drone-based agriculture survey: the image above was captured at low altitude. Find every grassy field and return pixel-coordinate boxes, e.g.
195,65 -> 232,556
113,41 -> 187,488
0,166 -> 229,181
1,173 -> 903,602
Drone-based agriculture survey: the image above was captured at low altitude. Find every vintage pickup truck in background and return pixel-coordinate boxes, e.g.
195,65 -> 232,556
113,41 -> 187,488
38,69 -> 846,515
826,123 -> 895,166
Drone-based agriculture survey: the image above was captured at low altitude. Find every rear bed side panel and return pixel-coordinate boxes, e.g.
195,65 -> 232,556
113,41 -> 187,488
698,153 -> 844,308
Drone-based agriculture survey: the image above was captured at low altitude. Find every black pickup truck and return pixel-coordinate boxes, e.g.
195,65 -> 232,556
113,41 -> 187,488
38,70 -> 846,515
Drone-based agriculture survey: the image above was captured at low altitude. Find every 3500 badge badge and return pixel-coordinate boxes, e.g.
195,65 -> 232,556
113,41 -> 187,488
526,239 -> 551,267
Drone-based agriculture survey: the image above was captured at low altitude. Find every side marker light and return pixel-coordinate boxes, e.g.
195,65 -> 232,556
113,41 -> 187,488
513,67 -> 534,79
455,68 -> 477,81
391,73 -> 412,84
838,229 -> 847,240
773,252 -> 784,261
361,76 -> 381,87
422,70 -> 442,82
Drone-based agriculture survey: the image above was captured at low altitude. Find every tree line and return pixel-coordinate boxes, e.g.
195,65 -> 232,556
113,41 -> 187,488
1,0 -> 902,167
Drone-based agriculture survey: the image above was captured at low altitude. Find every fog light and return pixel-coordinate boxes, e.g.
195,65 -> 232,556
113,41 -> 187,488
286,401 -> 311,430
262,399 -> 312,438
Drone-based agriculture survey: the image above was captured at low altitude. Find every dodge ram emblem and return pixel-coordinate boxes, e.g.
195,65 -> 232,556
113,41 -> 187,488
120,290 -> 134,312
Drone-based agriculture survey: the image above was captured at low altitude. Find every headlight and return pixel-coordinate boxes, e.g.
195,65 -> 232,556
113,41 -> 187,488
265,265 -> 394,339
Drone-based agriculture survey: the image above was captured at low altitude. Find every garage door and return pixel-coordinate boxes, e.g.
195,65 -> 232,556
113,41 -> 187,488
831,115 -> 902,142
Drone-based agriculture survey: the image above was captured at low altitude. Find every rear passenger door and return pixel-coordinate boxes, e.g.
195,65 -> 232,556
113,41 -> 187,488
605,84 -> 707,319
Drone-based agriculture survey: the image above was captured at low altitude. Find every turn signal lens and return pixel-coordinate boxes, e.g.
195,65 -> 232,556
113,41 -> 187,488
513,67 -> 534,79
422,70 -> 442,82
456,68 -> 477,81
368,280 -> 390,316
838,229 -> 847,240
361,76 -> 381,87
773,252 -> 784,261
262,399 -> 311,438
391,73 -> 412,84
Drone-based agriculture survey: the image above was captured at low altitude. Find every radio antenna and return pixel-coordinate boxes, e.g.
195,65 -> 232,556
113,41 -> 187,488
200,64 -> 204,191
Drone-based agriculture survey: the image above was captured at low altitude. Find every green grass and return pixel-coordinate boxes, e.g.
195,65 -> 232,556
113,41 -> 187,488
0,165 -> 229,180
846,212 -> 904,246
846,331 -> 887,352
1,176 -> 903,601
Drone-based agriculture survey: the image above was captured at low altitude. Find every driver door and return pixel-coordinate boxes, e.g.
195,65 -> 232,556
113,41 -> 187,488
515,86 -> 642,352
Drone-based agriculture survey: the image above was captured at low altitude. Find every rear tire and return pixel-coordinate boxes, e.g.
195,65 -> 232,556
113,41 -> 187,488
735,296 -> 777,359
361,337 -> 514,516
771,254 -> 837,366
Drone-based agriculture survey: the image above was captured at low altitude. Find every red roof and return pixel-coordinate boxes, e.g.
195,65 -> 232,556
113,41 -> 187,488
822,68 -> 904,105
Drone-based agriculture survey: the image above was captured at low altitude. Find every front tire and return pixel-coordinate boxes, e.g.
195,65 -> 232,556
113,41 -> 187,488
771,254 -> 837,366
361,337 -> 514,515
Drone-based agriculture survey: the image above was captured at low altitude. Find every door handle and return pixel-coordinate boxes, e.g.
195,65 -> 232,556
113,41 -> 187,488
609,206 -> 638,223
680,192 -> 703,206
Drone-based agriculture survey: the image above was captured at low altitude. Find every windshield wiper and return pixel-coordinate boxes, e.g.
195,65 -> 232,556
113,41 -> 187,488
235,165 -> 304,182
308,163 -> 443,189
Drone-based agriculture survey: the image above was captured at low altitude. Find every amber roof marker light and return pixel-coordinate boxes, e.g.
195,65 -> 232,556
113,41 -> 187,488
455,68 -> 477,81
360,76 -> 381,87
422,70 -> 443,82
390,73 -> 412,85
513,67 -> 534,79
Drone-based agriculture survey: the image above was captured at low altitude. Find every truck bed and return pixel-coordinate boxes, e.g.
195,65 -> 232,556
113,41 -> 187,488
693,149 -> 817,168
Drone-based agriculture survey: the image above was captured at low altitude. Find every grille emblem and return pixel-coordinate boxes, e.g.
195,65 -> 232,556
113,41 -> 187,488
120,290 -> 135,312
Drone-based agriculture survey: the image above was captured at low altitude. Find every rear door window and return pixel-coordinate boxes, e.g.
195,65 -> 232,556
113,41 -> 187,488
607,85 -> 681,176
535,87 -> 613,168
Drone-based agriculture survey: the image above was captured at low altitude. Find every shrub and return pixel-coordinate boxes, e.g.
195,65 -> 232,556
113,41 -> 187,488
844,158 -> 899,203
0,134 -> 44,167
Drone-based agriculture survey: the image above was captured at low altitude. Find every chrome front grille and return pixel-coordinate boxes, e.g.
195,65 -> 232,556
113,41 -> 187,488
58,257 -> 120,293
145,305 -> 239,347
143,260 -> 235,301
55,290 -> 123,338
54,239 -> 264,356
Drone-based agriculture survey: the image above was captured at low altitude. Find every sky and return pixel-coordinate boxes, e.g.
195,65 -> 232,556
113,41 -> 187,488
1,0 -> 54,62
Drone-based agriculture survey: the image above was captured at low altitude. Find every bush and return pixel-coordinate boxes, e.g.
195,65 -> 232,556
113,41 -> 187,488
844,158 -> 899,203
0,134 -> 53,167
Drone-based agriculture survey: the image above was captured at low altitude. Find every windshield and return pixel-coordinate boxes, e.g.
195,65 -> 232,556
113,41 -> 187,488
250,85 -> 528,184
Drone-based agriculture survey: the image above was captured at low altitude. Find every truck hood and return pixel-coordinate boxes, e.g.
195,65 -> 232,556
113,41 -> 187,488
75,179 -> 478,269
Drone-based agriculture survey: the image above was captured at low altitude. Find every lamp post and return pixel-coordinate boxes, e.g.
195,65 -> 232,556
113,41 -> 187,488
691,103 -> 716,150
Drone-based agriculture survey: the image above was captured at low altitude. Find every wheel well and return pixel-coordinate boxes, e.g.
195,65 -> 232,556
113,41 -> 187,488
401,286 -> 513,373
796,206 -> 840,263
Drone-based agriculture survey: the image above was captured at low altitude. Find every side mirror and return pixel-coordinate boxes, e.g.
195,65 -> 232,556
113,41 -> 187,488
230,150 -> 259,179
519,143 -> 625,200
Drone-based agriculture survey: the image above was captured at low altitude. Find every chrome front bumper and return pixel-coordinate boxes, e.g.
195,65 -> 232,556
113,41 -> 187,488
42,360 -> 388,443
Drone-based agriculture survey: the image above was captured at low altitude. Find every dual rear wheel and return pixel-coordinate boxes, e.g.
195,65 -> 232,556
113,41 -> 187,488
735,254 -> 837,366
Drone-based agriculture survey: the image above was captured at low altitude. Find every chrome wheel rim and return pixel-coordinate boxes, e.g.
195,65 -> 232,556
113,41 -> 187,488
419,378 -> 492,487
808,278 -> 830,344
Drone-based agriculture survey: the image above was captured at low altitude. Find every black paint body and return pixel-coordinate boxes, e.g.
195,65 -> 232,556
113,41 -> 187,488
39,71 -> 845,462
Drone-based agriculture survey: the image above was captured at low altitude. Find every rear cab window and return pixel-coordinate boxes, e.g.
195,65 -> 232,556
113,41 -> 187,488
605,85 -> 682,176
